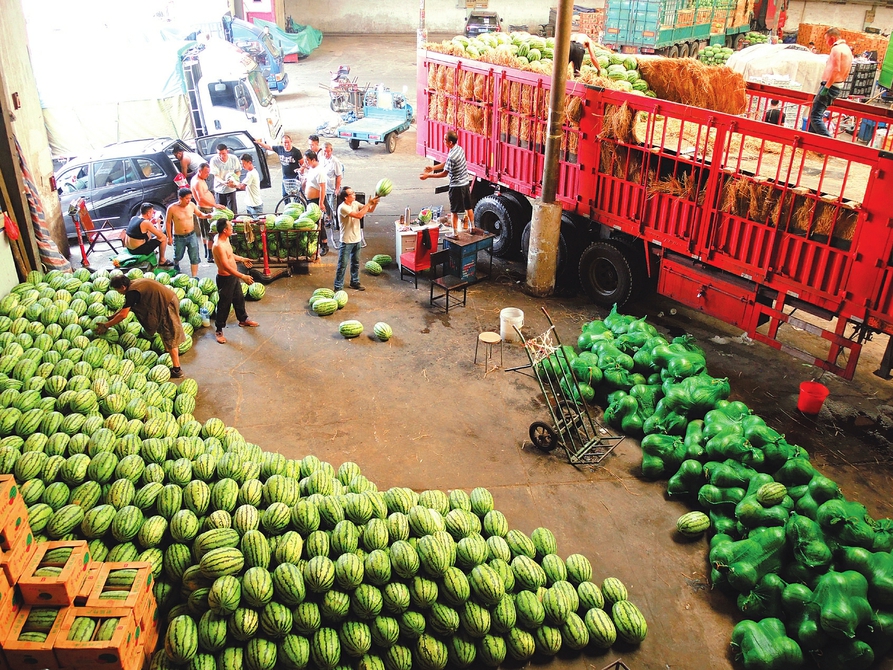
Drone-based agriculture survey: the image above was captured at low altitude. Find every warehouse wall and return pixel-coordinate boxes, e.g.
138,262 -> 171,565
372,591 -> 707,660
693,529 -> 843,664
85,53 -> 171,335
786,2 -> 893,34
282,0 -> 594,35
0,0 -> 66,257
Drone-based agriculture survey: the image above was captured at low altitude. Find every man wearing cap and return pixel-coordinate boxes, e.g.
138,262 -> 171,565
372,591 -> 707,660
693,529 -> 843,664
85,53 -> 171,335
166,187 -> 211,278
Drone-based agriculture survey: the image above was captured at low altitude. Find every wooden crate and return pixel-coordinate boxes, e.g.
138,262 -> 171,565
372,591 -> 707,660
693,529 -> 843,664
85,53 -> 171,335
676,9 -> 695,27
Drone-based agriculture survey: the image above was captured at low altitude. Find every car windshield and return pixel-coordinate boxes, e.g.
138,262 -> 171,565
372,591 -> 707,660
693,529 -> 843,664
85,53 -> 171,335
248,70 -> 273,106
261,32 -> 281,60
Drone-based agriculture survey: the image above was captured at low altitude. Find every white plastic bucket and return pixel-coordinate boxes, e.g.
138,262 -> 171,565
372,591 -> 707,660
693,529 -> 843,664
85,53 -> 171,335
500,308 -> 524,343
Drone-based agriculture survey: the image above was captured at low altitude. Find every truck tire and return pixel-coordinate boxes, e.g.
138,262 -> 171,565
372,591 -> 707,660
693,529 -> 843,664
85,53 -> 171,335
667,45 -> 680,59
679,43 -> 690,58
499,191 -> 533,233
385,132 -> 397,154
474,194 -> 523,257
690,42 -> 700,59
578,240 -> 636,307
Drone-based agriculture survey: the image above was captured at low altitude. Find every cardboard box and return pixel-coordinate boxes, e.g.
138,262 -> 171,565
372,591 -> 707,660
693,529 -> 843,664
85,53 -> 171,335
85,564 -> 154,624
0,529 -> 36,585
75,563 -> 102,606
0,481 -> 28,553
53,607 -> 140,670
18,541 -> 91,607
0,575 -> 22,643
1,604 -> 66,669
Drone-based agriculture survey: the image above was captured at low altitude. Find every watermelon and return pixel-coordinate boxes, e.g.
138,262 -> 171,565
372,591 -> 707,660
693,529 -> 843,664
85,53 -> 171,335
374,179 -> 393,198
676,510 -> 711,537
365,261 -> 383,276
373,323 -> 392,342
339,321 -> 363,339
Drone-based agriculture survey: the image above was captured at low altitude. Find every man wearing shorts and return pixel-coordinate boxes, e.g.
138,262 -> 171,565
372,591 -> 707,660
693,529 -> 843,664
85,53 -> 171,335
191,163 -> 224,262
166,187 -> 211,278
124,203 -> 171,265
419,130 -> 473,235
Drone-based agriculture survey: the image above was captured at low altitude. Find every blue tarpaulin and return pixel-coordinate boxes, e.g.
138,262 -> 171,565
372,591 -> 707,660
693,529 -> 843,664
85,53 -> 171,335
252,17 -> 322,58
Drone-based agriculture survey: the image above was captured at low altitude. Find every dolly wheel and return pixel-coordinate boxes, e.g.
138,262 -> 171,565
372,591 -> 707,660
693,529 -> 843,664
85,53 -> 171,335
530,421 -> 558,451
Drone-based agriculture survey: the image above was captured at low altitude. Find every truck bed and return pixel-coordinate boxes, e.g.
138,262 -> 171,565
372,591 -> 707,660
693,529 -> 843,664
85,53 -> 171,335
417,50 -> 893,377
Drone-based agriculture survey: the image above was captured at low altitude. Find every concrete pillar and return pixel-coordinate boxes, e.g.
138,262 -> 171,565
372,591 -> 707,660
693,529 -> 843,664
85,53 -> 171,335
525,201 -> 563,297
525,0 -> 573,297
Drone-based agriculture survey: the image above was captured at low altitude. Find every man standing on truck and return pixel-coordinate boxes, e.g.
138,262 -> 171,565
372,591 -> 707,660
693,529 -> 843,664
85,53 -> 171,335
809,28 -> 853,137
255,134 -> 303,197
419,130 -> 474,235
191,163 -> 225,263
210,144 -> 241,215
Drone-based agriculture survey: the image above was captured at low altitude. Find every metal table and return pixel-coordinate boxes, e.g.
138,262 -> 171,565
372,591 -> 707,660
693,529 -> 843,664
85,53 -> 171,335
442,230 -> 494,283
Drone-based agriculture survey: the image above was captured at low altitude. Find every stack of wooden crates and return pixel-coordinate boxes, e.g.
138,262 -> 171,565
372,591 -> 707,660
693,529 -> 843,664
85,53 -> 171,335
0,475 -> 158,670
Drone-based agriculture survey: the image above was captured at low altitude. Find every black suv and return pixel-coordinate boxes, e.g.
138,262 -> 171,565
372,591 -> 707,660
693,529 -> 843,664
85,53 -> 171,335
56,132 -> 271,239
465,11 -> 502,37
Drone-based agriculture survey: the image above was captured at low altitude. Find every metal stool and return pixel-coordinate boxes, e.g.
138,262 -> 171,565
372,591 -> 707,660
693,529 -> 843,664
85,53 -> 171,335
474,331 -> 503,373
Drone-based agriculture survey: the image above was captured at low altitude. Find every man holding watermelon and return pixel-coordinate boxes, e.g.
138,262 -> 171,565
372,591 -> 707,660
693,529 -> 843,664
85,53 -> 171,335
419,131 -> 473,235
97,276 -> 187,378
334,187 -> 380,292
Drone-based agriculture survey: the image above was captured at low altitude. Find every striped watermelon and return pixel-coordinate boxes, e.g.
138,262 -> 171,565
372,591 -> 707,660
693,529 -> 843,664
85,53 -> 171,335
310,627 -> 341,670
612,599 -> 647,643
165,614 -> 198,665
199,547 -> 244,579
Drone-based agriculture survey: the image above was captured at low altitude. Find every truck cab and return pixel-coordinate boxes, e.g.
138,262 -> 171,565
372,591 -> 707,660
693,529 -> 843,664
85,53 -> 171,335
223,15 -> 288,93
181,40 -> 283,147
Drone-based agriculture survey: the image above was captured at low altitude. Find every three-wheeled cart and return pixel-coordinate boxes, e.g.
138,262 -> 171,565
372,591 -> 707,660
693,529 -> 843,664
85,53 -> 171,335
338,103 -> 414,153
510,308 -> 624,466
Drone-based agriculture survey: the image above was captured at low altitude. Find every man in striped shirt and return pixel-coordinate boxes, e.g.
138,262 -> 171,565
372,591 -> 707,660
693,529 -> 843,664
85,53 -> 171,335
420,130 -> 474,234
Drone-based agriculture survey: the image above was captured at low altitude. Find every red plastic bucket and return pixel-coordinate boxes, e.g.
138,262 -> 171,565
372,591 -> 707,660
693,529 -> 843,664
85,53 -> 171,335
797,381 -> 829,414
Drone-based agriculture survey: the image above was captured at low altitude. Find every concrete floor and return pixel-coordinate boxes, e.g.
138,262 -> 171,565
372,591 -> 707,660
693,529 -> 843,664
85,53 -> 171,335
86,35 -> 893,670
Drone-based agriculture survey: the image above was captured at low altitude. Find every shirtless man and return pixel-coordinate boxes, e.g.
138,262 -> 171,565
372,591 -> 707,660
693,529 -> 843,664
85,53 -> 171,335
212,219 -> 258,344
165,187 -> 212,278
303,150 -> 328,255
809,28 -> 854,137
191,163 -> 224,263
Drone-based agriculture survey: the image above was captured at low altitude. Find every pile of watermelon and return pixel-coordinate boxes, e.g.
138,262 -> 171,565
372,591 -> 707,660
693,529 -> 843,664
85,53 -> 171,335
231,207 -> 321,262
432,32 -> 656,97
0,267 -> 650,669
554,306 -> 893,670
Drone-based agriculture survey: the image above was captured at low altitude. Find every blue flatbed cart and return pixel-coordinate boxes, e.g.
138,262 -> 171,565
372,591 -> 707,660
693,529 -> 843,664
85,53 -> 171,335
339,103 -> 413,153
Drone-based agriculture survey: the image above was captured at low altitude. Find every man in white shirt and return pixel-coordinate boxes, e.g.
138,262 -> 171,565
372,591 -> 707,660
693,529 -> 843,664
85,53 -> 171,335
321,142 -> 343,228
232,154 -> 263,217
303,150 -> 329,255
209,144 -> 241,215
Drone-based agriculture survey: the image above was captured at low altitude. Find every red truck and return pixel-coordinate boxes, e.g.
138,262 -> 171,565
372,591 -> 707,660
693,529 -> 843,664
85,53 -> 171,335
417,51 -> 893,379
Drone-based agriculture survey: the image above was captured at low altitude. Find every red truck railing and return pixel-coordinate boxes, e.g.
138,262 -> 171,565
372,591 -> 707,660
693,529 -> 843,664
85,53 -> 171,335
418,52 -> 893,378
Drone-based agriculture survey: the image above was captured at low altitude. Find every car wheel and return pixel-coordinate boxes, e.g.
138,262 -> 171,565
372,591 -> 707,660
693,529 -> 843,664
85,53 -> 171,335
385,132 -> 397,154
349,139 -> 360,150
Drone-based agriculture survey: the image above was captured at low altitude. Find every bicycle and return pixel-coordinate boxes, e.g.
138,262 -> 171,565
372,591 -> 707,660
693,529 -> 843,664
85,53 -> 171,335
275,179 -> 307,214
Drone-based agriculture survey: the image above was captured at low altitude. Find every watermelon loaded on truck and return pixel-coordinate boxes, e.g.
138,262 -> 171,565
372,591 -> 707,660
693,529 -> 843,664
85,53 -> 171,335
417,34 -> 893,380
